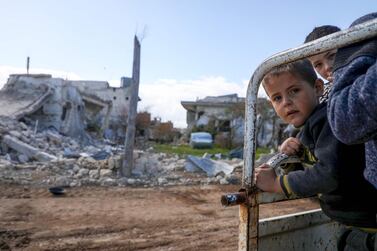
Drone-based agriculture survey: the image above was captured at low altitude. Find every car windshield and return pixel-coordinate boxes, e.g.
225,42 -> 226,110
192,133 -> 212,140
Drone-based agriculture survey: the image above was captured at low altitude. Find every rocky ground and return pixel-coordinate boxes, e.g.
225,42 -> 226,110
0,184 -> 319,251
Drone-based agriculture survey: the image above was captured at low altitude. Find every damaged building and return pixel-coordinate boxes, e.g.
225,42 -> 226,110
0,73 -> 136,144
181,94 -> 245,147
181,94 -> 283,148
0,37 -> 141,147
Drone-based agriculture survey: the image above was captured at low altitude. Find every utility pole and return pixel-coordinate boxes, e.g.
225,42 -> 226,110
26,56 -> 30,74
121,36 -> 141,177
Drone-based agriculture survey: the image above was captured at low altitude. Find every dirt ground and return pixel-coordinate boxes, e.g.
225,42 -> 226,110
0,184 -> 319,251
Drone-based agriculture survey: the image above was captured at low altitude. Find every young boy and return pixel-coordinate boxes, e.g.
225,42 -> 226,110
304,25 -> 341,103
255,59 -> 377,231
328,12 -> 377,190
278,25 -> 341,153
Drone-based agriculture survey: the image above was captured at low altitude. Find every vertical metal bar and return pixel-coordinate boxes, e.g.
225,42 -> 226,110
240,19 -> 377,251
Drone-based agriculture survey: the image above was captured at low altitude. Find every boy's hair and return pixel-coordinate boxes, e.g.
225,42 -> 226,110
304,25 -> 341,43
262,59 -> 318,87
350,12 -> 377,27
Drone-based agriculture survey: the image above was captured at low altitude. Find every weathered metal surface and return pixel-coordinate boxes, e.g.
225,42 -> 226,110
248,193 -> 258,251
257,192 -> 289,204
258,209 -> 344,251
222,190 -> 306,206
221,191 -> 246,207
240,19 -> 377,251
238,191 -> 259,251
239,204 -> 249,251
266,153 -> 301,176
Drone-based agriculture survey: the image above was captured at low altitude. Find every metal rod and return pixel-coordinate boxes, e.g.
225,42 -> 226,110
221,191 -> 247,207
240,19 -> 377,251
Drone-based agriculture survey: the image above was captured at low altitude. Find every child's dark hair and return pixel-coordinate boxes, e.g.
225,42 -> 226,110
304,25 -> 341,43
262,59 -> 317,87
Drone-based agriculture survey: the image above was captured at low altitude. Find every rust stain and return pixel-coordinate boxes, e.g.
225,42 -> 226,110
239,204 -> 249,251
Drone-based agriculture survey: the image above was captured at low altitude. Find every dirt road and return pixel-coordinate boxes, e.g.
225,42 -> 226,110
0,184 -> 319,251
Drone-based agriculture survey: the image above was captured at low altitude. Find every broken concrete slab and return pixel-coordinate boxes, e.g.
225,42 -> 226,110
2,135 -> 57,162
0,76 -> 53,119
186,155 -> 234,177
184,161 -> 203,173
46,131 -> 63,145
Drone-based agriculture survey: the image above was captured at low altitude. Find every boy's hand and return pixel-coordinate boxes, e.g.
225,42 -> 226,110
279,137 -> 302,156
255,164 -> 282,193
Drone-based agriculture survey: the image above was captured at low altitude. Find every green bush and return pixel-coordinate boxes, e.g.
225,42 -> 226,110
153,143 -> 270,159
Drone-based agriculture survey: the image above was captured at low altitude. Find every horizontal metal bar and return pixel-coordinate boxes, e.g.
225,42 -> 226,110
221,191 -> 247,207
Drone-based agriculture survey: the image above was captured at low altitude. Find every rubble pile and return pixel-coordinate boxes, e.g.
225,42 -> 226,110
0,116 -> 243,188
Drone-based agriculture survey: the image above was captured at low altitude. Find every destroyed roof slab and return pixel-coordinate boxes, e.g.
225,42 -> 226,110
0,79 -> 53,119
181,93 -> 246,111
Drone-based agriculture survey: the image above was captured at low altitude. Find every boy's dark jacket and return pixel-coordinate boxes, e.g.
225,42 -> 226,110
282,102 -> 377,228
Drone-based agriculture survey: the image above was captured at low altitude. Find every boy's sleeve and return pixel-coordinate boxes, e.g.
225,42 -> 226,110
328,40 -> 377,144
279,175 -> 294,198
283,120 -> 339,197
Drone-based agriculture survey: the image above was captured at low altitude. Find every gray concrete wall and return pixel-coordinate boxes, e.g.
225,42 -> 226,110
70,80 -> 132,124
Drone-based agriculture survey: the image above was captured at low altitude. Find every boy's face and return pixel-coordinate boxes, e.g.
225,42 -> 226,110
264,72 -> 323,127
308,49 -> 337,82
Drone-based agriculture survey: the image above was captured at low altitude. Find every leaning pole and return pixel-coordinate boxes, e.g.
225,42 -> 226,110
121,36 -> 141,177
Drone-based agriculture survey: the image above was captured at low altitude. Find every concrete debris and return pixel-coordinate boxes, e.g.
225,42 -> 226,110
0,79 -> 246,188
0,136 -> 244,187
185,155 -> 235,177
3,135 -> 57,161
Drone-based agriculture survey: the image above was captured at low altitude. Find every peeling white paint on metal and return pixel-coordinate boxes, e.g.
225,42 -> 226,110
258,209 -> 344,251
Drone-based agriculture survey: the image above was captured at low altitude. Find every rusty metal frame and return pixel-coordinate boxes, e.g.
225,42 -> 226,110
240,18 -> 377,251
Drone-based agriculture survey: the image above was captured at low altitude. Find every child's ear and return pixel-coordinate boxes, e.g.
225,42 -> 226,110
314,79 -> 324,97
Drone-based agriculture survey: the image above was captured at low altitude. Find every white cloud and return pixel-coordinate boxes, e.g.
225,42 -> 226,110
0,65 -> 82,89
108,79 -> 121,87
138,76 -> 267,129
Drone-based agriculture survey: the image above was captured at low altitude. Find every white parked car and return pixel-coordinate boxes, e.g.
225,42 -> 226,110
189,132 -> 213,149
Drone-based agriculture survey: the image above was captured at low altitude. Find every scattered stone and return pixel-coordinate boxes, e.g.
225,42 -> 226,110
89,169 -> 99,179
219,178 -> 229,185
101,178 -> 117,186
54,176 -> 72,187
157,177 -> 168,185
127,178 -> 136,185
118,177 -> 128,186
100,169 -> 112,178
73,165 -> 80,173
9,130 -> 22,139
77,168 -> 89,177
18,154 -> 29,163
46,131 -> 62,145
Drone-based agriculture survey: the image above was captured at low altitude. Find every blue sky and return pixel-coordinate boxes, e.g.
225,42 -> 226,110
0,1 -> 376,127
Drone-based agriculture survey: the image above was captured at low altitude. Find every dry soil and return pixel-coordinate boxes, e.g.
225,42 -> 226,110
0,184 -> 319,251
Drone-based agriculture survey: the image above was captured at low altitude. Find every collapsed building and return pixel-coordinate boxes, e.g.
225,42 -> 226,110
181,94 -> 285,148
0,74 -> 136,144
0,35 -> 143,167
